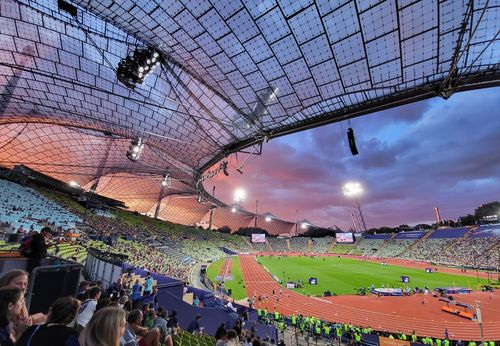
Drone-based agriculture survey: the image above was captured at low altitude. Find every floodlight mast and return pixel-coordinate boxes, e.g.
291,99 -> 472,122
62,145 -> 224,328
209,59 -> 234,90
343,182 -> 367,232
208,185 -> 216,231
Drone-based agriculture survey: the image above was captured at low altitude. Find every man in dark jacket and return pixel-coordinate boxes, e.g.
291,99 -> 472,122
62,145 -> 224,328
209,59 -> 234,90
25,227 -> 52,273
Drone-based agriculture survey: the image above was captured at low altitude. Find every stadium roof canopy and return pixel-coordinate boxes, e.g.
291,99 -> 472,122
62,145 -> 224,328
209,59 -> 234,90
0,0 -> 499,225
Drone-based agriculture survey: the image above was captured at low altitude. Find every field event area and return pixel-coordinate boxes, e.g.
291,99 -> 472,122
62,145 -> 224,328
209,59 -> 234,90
208,255 -> 489,298
259,255 -> 490,295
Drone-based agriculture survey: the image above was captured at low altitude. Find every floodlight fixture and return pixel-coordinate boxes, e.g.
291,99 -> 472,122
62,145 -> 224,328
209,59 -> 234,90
301,222 -> 308,229
231,206 -> 237,213
233,188 -> 247,203
126,137 -> 145,161
342,181 -> 367,232
117,47 -> 162,89
69,181 -> 79,188
161,173 -> 171,187
343,182 -> 363,197
265,216 -> 272,222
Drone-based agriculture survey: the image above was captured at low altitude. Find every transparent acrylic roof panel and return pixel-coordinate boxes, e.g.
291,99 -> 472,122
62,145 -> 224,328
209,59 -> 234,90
1,0 -> 499,206
68,0 -> 499,134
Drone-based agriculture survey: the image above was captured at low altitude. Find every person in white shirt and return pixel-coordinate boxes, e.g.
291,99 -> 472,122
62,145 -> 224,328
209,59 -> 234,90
76,286 -> 101,328
226,300 -> 237,313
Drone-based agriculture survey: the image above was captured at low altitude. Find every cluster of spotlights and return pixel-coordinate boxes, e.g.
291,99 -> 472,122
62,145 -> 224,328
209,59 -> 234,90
117,47 -> 161,89
161,173 -> 171,187
126,138 -> 145,161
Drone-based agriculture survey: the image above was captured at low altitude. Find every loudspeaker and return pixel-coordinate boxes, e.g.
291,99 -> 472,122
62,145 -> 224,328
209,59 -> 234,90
58,0 -> 77,17
347,128 -> 359,156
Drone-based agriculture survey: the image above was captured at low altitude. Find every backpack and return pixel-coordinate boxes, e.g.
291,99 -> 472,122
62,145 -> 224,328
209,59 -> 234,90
19,236 -> 33,256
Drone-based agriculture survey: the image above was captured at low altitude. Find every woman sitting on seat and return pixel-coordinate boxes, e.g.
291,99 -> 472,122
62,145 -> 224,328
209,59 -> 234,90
16,296 -> 80,346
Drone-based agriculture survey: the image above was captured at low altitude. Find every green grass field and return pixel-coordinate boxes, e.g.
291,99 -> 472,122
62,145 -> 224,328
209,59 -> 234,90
258,256 -> 489,296
207,257 -> 247,300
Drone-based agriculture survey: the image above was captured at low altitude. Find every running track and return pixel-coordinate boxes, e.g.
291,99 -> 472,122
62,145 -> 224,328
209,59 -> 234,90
239,255 -> 500,340
218,258 -> 232,281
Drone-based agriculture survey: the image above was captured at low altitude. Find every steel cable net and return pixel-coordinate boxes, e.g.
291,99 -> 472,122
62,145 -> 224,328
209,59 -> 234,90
0,122 -> 197,208
0,0 -> 499,228
209,208 -> 254,233
255,217 -> 295,236
152,196 -> 212,226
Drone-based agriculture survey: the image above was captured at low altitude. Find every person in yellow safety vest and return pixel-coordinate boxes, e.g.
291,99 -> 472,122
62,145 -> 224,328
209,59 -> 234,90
412,332 -> 418,343
443,339 -> 450,346
468,341 -> 477,346
389,334 -> 395,339
488,342 -> 494,346
274,311 -> 279,321
291,314 -> 296,326
299,321 -> 305,333
257,308 -> 262,318
315,324 -> 321,335
355,332 -> 362,345
264,308 -> 268,318
436,338 -> 442,346
335,325 -> 342,340
400,333 -> 407,341
324,324 -> 331,339
278,321 -> 286,334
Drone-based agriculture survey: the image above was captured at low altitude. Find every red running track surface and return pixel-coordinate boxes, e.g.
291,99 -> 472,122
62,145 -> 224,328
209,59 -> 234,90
240,255 -> 500,340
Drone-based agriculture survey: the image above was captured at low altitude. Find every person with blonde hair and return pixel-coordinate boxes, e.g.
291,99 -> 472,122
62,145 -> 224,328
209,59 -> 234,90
79,306 -> 126,346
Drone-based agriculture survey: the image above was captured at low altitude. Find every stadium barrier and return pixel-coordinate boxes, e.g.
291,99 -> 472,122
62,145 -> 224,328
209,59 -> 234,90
127,265 -> 276,340
84,248 -> 126,288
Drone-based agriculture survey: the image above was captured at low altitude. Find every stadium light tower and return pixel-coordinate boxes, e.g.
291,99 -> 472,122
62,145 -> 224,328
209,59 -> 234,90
231,187 -> 247,214
343,182 -> 367,232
